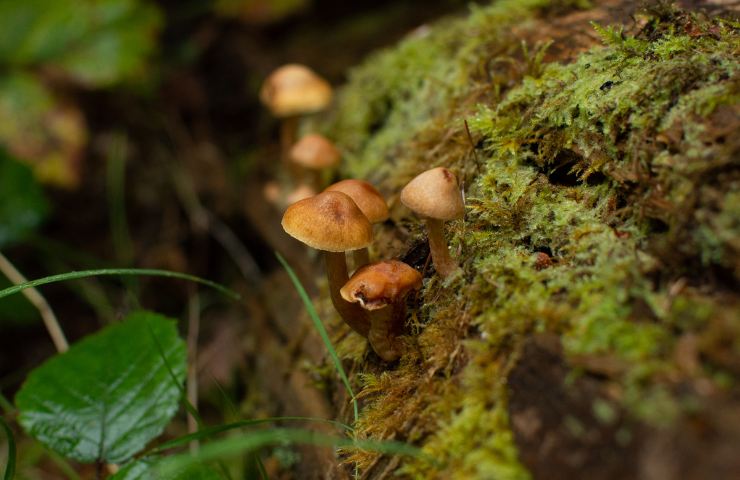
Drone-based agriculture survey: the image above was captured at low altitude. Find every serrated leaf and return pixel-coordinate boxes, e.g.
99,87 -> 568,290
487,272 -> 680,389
15,311 -> 187,464
0,0 -> 162,87
111,458 -> 223,480
0,73 -> 87,188
0,148 -> 48,247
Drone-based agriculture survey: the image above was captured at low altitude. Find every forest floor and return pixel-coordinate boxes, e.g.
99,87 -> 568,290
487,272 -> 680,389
1,0 -> 738,479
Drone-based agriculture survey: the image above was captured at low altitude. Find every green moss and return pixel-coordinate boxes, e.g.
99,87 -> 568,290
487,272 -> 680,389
319,0 -> 576,183
310,1 -> 739,478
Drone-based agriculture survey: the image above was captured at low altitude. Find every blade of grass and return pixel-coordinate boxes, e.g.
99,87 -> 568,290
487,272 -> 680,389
46,448 -> 82,480
28,235 -> 118,323
155,428 -> 429,475
186,293 -> 200,452
106,134 -> 141,304
106,134 -> 134,266
149,416 -> 352,455
43,259 -> 117,324
275,252 -> 359,423
0,268 -> 239,301
210,376 -> 240,418
147,319 -> 204,430
1,416 -> 16,480
255,453 -> 268,480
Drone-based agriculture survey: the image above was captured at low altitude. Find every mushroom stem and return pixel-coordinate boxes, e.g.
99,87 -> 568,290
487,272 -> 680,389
280,116 -> 301,180
351,248 -> 370,272
367,303 -> 404,362
426,218 -> 458,278
325,251 -> 370,336
308,169 -> 322,191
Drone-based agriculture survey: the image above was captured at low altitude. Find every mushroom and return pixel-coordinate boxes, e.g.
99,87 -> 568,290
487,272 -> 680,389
281,191 -> 371,336
284,183 -> 317,205
260,64 -> 333,174
262,180 -> 282,204
290,134 -> 341,190
340,260 -> 422,361
400,167 -> 464,278
324,179 -> 389,270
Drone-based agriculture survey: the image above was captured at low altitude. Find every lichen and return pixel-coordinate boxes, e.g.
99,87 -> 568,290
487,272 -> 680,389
311,1 -> 739,477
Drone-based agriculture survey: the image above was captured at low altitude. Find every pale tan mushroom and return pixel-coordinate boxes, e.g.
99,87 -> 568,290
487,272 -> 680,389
284,183 -> 317,205
400,167 -> 464,278
290,134 -> 341,190
260,64 -> 333,175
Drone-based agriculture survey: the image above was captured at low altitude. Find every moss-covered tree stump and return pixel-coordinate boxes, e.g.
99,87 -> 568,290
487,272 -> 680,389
275,1 -> 739,478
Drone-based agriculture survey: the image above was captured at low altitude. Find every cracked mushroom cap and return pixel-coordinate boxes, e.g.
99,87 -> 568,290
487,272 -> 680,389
324,179 -> 389,224
260,64 -> 333,118
340,260 -> 422,310
281,191 -> 372,252
290,134 -> 341,170
400,167 -> 464,220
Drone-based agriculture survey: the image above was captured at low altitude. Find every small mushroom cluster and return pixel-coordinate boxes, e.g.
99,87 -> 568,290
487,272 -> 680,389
262,62 -> 465,362
281,167 -> 465,362
260,64 -> 342,205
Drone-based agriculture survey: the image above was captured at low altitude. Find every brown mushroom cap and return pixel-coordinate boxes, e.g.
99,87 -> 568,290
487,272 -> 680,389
260,64 -> 333,118
282,191 -> 372,252
325,179 -> 389,224
400,167 -> 464,220
290,134 -> 341,170
340,260 -> 422,310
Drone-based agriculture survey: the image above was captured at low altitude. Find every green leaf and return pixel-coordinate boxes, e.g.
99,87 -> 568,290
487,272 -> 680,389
0,148 -> 48,247
0,0 -> 162,87
15,311 -> 187,464
111,458 -> 223,480
0,72 -> 86,188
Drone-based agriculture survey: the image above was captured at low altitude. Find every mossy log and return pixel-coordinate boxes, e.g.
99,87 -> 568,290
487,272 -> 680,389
256,1 -> 739,478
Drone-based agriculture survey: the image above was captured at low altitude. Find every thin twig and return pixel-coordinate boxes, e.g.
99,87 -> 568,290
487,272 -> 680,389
463,119 -> 481,165
186,292 -> 201,453
0,251 -> 68,352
